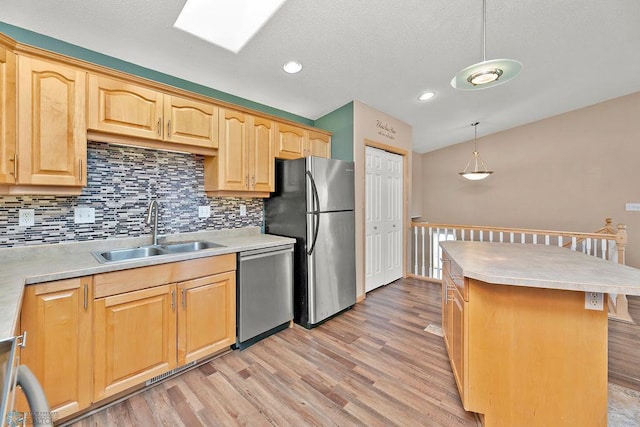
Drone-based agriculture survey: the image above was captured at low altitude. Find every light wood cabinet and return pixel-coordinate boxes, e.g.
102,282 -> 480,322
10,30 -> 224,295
0,46 -> 16,185
275,122 -> 331,159
177,271 -> 236,365
93,284 -> 177,401
204,108 -> 274,197
441,250 -> 608,425
20,277 -> 93,420
88,74 -> 218,153
15,56 -> 86,190
92,255 -> 236,400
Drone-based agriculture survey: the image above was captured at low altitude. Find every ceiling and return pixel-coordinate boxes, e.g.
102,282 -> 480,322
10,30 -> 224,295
1,0 -> 639,153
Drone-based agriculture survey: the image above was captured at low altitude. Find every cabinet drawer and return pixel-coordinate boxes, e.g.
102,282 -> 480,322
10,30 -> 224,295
94,254 -> 236,298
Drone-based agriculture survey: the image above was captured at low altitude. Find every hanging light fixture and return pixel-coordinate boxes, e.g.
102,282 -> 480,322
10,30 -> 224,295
450,0 -> 522,90
459,122 -> 493,180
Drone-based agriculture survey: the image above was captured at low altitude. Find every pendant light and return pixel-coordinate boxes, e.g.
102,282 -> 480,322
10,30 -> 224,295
450,0 -> 522,90
459,122 -> 493,180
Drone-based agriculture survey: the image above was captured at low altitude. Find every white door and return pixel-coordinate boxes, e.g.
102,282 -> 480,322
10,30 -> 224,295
365,146 -> 403,292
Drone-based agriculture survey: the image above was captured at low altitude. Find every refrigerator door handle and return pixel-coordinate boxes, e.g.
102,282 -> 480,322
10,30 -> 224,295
306,171 -> 321,255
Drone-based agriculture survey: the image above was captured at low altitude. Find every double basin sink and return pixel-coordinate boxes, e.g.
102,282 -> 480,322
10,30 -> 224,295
93,240 -> 225,264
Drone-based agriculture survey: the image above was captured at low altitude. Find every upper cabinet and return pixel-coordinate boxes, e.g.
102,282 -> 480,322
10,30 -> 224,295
16,56 -> 87,191
0,45 -> 16,185
204,108 -> 274,198
275,122 -> 331,159
87,74 -> 218,154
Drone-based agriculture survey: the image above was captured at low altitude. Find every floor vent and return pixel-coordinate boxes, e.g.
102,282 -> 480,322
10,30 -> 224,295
145,361 -> 197,386
424,323 -> 443,337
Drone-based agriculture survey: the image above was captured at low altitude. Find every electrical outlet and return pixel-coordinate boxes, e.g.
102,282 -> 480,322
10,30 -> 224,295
198,206 -> 211,218
74,207 -> 96,224
239,204 -> 247,216
18,209 -> 35,227
585,291 -> 604,311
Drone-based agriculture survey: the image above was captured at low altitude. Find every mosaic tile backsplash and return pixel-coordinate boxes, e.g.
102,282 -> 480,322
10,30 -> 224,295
0,142 -> 263,247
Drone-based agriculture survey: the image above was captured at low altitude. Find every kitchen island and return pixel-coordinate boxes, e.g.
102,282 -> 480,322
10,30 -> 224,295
440,241 -> 640,427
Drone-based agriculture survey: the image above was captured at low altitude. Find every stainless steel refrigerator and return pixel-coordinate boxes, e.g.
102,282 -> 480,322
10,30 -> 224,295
265,156 -> 356,328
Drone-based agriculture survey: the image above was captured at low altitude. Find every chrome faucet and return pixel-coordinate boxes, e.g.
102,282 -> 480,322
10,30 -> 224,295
145,200 -> 160,245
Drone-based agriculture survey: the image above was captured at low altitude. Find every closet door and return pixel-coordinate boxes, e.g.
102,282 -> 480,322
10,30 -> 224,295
365,146 -> 403,292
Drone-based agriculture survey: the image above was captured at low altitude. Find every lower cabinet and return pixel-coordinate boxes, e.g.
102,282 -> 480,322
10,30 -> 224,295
19,254 -> 236,420
441,254 -> 467,406
93,284 -> 178,401
93,256 -> 236,401
19,277 -> 93,420
177,272 -> 236,365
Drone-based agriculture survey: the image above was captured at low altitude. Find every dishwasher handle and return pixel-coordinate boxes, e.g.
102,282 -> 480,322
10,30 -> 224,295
239,246 -> 293,261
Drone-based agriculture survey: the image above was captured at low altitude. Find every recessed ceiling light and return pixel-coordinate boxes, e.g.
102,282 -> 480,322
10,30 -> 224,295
174,0 -> 288,54
283,61 -> 302,74
418,91 -> 435,101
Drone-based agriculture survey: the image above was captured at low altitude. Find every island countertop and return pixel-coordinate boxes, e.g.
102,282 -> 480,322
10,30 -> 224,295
440,241 -> 640,296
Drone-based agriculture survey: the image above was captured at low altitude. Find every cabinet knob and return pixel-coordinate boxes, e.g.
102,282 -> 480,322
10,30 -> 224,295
157,118 -> 162,137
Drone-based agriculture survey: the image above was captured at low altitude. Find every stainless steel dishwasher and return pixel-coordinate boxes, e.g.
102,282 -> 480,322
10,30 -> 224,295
236,244 -> 294,349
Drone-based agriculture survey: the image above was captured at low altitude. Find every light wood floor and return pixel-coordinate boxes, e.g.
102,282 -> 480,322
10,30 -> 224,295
70,279 -> 640,426
72,278 -> 479,426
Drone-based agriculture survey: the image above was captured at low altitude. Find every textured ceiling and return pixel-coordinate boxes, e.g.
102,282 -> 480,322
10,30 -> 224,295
1,0 -> 639,153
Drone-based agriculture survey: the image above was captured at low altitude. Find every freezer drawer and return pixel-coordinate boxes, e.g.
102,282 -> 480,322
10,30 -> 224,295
237,245 -> 294,347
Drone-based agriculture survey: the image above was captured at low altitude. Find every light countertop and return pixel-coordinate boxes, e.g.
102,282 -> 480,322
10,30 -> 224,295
0,227 -> 294,341
440,241 -> 640,296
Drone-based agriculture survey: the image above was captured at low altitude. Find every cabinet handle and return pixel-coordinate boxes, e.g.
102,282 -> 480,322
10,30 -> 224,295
251,176 -> 255,188
167,120 -> 171,138
17,331 -> 27,348
171,290 -> 176,311
9,154 -> 17,179
83,283 -> 88,310
181,288 -> 186,309
79,159 -> 83,183
246,175 -> 249,189
157,118 -> 162,137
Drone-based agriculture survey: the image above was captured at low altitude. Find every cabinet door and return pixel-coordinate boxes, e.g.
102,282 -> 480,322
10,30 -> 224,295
275,122 -> 306,159
249,116 -> 274,192
18,56 -> 86,186
20,277 -> 93,420
94,284 -> 177,400
88,74 -> 163,140
164,95 -> 218,148
177,271 -> 236,365
451,287 -> 465,402
218,108 -> 249,191
0,47 -> 16,184
307,130 -> 331,159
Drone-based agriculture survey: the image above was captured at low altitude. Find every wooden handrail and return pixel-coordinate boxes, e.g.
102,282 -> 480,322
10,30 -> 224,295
410,221 -> 618,242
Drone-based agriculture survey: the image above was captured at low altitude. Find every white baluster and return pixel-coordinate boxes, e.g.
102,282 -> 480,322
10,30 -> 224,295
421,226 -> 426,276
413,226 -> 418,275
533,234 -> 538,245
471,229 -> 475,241
499,231 -> 504,242
461,229 -> 466,241
520,232 -> 525,243
586,238 -> 592,256
489,230 -> 494,242
510,232 -> 514,243
601,239 -> 607,259
480,230 -> 484,242
571,236 -> 577,251
428,227 -> 433,277
545,235 -> 550,246
558,236 -> 563,247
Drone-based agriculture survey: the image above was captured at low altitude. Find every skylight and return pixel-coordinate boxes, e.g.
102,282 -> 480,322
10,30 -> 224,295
174,0 -> 288,54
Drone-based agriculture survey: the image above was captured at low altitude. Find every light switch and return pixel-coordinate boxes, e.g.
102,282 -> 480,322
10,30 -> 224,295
239,204 -> 247,216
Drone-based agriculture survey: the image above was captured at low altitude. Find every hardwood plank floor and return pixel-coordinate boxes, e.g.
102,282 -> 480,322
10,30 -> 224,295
71,278 -> 479,426
70,279 -> 640,426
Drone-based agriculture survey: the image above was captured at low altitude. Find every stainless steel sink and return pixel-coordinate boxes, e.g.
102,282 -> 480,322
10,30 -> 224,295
92,240 -> 225,263
161,240 -> 225,253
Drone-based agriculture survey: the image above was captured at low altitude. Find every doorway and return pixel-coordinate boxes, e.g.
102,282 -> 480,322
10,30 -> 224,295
365,146 -> 403,292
